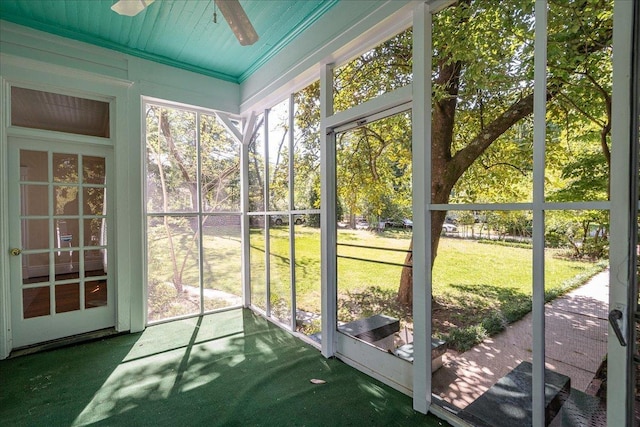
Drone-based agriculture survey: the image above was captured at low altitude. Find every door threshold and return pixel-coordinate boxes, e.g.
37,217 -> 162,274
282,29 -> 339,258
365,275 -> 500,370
9,328 -> 125,358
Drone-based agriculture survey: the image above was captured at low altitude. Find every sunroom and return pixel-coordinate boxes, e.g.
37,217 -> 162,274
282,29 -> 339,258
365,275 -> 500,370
0,0 -> 638,426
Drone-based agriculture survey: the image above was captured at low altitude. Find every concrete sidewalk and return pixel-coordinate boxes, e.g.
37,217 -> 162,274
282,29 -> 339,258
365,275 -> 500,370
432,269 -> 609,410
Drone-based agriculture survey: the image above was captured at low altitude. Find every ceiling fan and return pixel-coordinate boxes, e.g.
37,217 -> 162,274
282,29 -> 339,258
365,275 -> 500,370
111,0 -> 259,46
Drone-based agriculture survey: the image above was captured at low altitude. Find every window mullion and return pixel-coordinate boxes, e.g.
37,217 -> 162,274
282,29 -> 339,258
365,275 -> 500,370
196,112 -> 205,315
288,93 -> 296,331
412,0 -> 432,415
264,109 -> 271,318
241,115 -> 253,308
320,62 -> 336,358
531,2 -> 549,426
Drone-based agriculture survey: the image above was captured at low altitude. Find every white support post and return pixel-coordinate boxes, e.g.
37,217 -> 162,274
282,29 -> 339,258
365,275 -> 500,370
196,112 -> 205,313
264,109 -> 271,317
240,114 -> 254,308
320,63 -> 336,358
608,0 -> 636,425
127,91 -> 144,333
531,2 -> 548,426
411,0 -> 431,415
288,93 -> 297,331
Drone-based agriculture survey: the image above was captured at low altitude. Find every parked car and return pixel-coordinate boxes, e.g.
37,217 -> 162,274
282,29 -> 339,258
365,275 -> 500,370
445,214 -> 458,224
442,222 -> 457,233
402,218 -> 413,229
270,215 -> 306,226
382,218 -> 395,228
355,220 -> 370,230
379,218 -> 400,228
271,215 -> 288,226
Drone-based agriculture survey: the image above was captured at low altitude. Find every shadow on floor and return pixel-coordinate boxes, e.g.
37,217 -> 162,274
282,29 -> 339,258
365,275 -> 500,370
1,309 -> 448,427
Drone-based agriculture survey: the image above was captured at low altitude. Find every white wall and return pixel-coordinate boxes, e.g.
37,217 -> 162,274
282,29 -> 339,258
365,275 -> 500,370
0,20 -> 240,359
0,21 -> 240,111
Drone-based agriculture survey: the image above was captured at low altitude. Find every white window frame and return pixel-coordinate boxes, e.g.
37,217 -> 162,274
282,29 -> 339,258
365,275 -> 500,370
142,97 -> 244,325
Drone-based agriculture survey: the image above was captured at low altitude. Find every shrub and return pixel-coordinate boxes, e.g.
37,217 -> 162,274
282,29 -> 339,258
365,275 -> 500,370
582,238 -> 609,260
298,318 -> 322,336
477,239 -> 532,249
148,281 -> 178,315
448,325 -> 488,352
481,311 -> 507,336
545,229 -> 565,248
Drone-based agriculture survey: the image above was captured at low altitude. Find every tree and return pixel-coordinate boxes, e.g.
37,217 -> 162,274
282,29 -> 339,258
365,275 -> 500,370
268,101 -> 291,212
336,112 -> 412,225
146,105 -> 241,293
293,81 -> 322,211
396,0 -> 613,307
248,114 -> 266,212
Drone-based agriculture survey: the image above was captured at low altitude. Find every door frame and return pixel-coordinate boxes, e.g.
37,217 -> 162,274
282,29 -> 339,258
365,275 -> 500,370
7,136 -> 116,348
0,57 -> 139,359
321,79 -> 414,393
609,0 -> 639,425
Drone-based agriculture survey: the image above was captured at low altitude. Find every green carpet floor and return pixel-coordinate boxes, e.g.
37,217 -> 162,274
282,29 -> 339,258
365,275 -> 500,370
0,309 -> 449,426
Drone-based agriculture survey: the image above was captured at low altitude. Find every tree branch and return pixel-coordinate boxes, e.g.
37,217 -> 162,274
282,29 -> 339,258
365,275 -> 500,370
451,90 -> 538,179
556,91 -> 605,127
481,160 -> 530,177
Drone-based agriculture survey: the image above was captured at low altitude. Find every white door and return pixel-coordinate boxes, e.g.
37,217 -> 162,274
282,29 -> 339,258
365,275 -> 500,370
331,110 -> 414,395
7,137 -> 115,348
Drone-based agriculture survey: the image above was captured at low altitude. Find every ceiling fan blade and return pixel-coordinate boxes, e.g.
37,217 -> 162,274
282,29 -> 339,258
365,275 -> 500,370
111,0 -> 155,17
215,0 -> 259,46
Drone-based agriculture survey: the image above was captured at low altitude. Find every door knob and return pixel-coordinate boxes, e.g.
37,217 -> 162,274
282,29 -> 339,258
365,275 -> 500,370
9,248 -> 21,256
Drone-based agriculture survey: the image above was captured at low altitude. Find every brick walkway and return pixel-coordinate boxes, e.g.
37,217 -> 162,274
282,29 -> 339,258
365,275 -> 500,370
432,270 -> 609,410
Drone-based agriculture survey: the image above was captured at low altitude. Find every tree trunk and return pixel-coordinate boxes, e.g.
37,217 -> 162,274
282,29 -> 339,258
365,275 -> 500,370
397,206 -> 449,308
397,240 -> 413,306
396,54 -> 462,309
396,53 -> 541,310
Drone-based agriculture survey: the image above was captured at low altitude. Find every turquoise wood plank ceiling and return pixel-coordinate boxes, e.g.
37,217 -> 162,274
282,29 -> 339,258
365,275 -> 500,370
0,0 -> 339,83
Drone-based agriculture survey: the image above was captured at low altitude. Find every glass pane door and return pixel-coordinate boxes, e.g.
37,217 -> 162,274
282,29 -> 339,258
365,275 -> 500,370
334,110 -> 413,391
9,138 -> 114,348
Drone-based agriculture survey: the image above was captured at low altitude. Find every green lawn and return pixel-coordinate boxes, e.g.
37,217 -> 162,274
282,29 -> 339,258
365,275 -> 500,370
147,223 -> 243,295
333,228 -> 599,297
249,226 -> 321,319
149,224 -> 605,349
